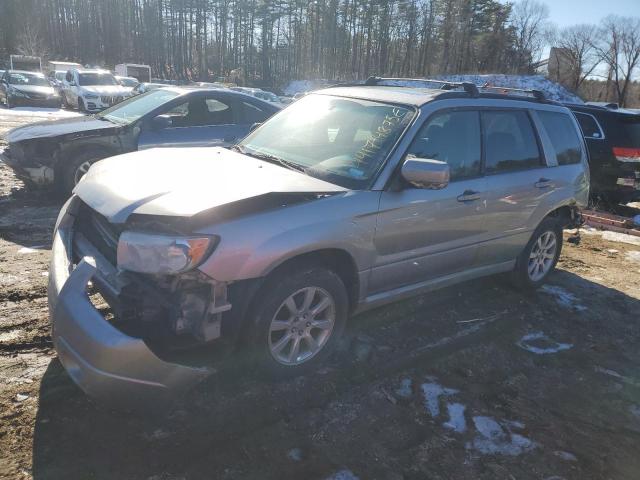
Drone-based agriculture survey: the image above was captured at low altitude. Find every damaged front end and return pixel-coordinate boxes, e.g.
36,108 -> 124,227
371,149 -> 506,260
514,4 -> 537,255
1,139 -> 56,185
48,197 -> 237,408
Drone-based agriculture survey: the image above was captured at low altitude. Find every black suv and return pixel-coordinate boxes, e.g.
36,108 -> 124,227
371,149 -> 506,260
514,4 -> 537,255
566,103 -> 640,205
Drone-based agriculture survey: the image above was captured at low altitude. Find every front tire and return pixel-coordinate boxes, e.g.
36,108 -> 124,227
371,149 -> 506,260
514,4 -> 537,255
512,217 -> 563,289
59,150 -> 105,195
6,96 -> 13,109
249,266 -> 348,377
78,97 -> 86,112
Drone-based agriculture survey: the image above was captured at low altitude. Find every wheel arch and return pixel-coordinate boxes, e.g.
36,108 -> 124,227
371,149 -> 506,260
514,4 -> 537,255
264,248 -> 360,313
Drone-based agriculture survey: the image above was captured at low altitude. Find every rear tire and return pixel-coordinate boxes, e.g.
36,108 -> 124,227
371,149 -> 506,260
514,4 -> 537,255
248,266 -> 348,377
512,217 -> 563,290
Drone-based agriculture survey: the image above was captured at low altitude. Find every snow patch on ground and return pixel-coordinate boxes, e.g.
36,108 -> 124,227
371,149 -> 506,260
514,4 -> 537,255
625,251 -> 640,263
517,332 -> 573,355
0,329 -> 24,343
422,382 -> 458,417
0,107 -> 82,118
540,285 -> 587,311
443,403 -> 467,433
467,416 -> 536,456
601,231 -> 640,246
324,469 -> 360,480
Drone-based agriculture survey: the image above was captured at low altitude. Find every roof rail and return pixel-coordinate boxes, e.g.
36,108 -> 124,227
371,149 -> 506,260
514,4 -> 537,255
364,76 -> 479,97
362,76 -> 550,102
477,85 -> 546,101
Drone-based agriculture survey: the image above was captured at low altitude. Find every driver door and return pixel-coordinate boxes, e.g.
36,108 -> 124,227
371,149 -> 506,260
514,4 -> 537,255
369,109 -> 489,294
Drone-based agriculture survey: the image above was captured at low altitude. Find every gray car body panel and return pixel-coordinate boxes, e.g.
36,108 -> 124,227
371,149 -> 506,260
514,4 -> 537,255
48,88 -> 589,405
48,197 -> 210,407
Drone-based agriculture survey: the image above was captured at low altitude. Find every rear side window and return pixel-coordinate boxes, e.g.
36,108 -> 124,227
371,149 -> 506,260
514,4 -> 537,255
574,112 -> 603,139
538,111 -> 583,165
242,101 -> 271,124
408,110 -> 481,180
482,111 -> 542,173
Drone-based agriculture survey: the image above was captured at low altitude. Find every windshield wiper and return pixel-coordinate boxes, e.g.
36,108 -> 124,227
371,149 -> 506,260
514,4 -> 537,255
233,146 -> 306,173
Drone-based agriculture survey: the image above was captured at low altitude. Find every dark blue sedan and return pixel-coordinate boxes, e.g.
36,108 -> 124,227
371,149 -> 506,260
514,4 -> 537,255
1,87 -> 281,194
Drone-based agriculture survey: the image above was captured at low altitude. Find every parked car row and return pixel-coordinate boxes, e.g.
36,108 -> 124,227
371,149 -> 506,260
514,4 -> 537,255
1,87 -> 281,192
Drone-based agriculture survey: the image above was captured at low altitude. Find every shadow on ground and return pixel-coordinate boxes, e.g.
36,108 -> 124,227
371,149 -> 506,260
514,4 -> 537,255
31,272 -> 640,480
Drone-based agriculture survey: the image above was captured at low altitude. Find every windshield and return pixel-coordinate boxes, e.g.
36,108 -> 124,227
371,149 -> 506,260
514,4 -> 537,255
78,73 -> 119,86
8,72 -> 50,87
238,94 -> 413,189
96,89 -> 180,125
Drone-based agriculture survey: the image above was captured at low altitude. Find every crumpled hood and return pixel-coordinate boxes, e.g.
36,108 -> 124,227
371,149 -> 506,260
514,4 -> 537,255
75,147 -> 347,223
6,116 -> 120,143
80,85 -> 130,96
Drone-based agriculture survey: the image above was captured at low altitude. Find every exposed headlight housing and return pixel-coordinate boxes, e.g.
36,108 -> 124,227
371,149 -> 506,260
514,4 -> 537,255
117,231 -> 216,274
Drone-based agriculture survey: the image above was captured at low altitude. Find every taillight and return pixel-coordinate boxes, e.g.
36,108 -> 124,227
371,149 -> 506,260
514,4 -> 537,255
613,147 -> 640,163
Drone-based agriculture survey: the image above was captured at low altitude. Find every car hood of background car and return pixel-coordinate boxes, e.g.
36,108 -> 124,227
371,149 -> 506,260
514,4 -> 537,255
75,147 -> 348,223
11,85 -> 56,96
6,115 -> 121,143
80,85 -> 131,96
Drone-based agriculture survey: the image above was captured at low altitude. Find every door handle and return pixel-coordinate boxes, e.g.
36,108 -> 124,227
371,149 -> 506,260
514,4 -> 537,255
534,178 -> 553,189
457,190 -> 481,202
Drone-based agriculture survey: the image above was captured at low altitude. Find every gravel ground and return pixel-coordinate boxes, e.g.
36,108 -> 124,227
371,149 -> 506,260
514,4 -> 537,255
1,109 -> 640,480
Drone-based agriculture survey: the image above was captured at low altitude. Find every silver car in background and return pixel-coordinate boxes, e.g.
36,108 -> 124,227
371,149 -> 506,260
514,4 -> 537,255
48,79 -> 589,407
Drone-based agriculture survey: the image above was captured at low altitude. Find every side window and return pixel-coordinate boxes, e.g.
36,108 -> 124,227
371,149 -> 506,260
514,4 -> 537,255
407,110 -> 481,180
482,110 -> 542,173
205,97 -> 233,124
538,111 -> 583,165
574,112 -> 604,140
242,101 -> 271,124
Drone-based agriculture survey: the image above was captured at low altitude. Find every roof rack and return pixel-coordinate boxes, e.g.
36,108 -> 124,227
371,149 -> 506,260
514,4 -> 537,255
364,76 -> 479,97
362,76 -> 547,102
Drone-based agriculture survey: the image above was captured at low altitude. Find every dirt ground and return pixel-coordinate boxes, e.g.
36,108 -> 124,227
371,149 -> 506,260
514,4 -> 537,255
1,110 -> 640,480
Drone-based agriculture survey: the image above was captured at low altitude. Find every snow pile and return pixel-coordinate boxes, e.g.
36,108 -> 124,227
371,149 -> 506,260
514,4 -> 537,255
0,107 -> 82,119
284,74 -> 583,103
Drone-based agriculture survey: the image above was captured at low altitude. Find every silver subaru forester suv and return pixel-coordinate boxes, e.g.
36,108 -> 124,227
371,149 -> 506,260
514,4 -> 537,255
48,78 -> 589,407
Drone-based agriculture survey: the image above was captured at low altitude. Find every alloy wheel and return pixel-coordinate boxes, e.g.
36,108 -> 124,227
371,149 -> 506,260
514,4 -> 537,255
268,286 -> 336,366
527,231 -> 557,281
73,161 -> 93,185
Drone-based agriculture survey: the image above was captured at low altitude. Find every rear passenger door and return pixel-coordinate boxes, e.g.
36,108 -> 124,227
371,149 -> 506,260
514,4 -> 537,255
478,109 -> 584,266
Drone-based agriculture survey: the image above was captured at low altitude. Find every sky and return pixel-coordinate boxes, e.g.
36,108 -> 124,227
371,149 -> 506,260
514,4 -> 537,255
521,0 -> 638,27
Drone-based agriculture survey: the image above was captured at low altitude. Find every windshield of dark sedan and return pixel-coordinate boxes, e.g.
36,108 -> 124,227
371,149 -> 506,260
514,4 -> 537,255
8,72 -> 50,87
96,89 -> 180,125
238,94 -> 413,189
78,73 -> 119,86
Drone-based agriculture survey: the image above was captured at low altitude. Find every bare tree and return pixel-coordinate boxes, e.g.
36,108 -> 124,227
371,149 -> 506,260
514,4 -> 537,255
552,24 -> 603,90
511,0 -> 550,73
595,15 -> 640,107
16,24 -> 48,58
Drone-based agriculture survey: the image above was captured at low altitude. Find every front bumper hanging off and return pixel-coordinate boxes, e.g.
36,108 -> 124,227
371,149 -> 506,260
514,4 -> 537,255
48,198 -> 210,408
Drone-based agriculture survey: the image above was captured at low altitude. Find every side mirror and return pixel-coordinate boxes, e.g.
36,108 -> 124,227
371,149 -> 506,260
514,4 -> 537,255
250,122 -> 262,132
151,115 -> 172,129
401,157 -> 450,189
